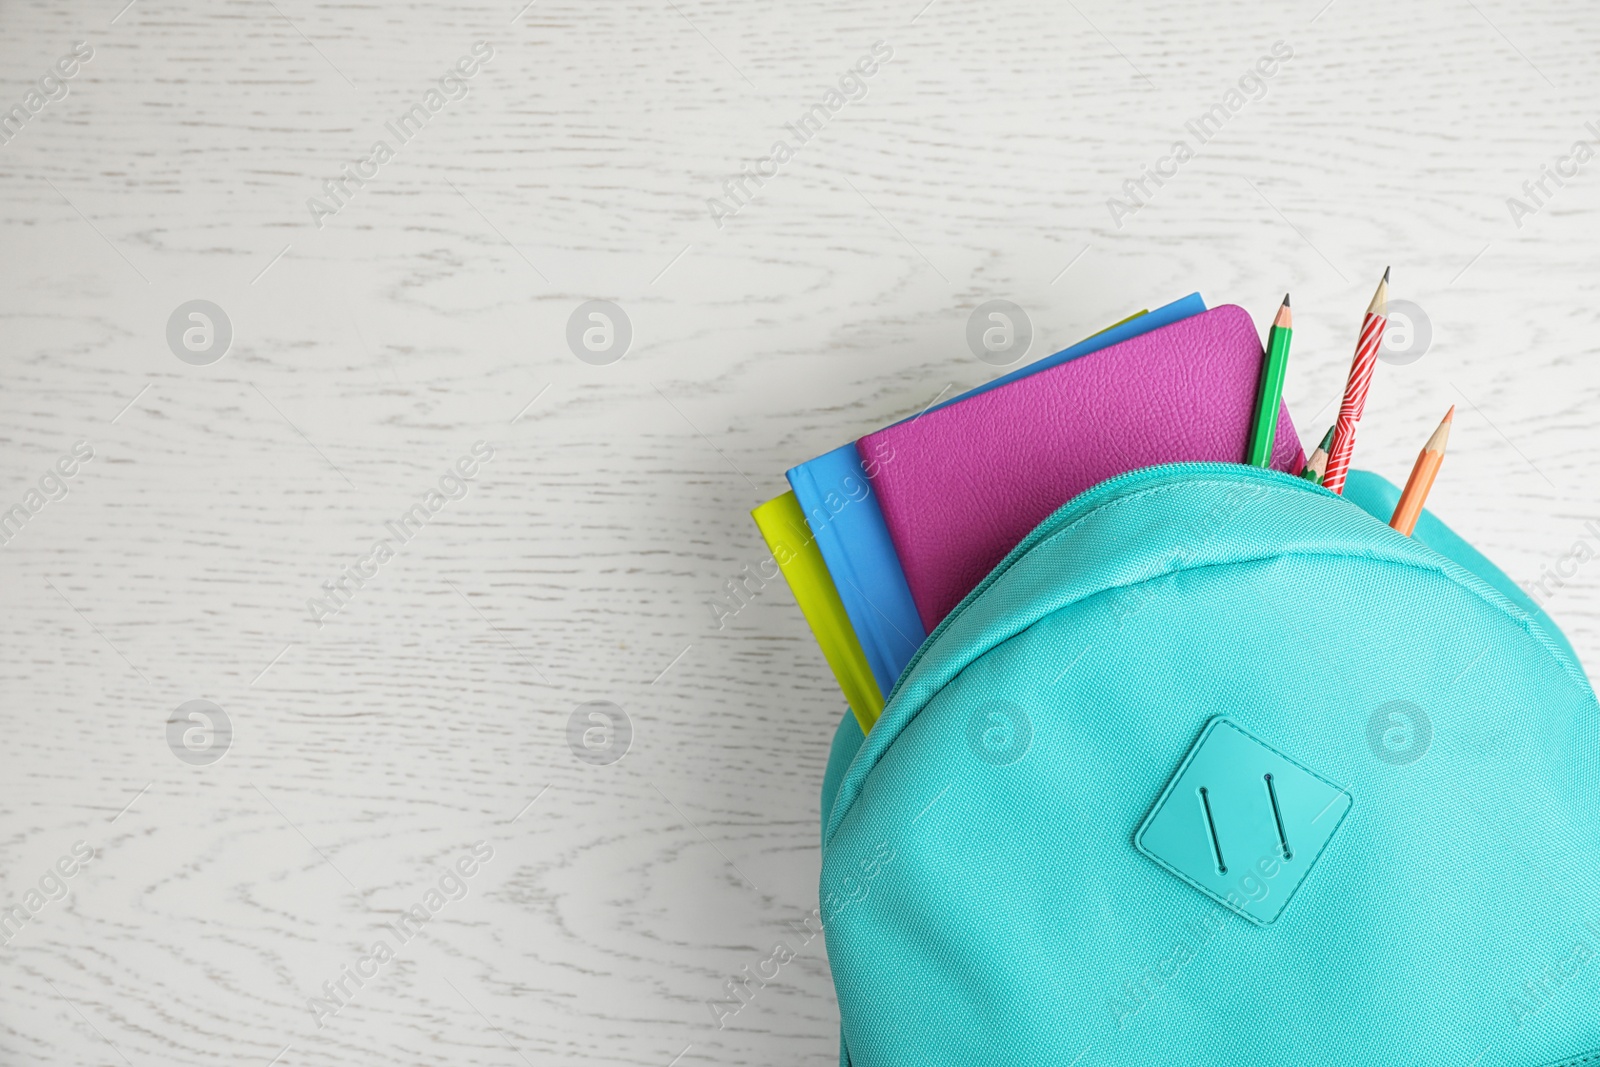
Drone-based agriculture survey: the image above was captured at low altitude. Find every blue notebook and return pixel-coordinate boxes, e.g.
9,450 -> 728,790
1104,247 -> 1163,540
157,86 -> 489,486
787,293 -> 1208,696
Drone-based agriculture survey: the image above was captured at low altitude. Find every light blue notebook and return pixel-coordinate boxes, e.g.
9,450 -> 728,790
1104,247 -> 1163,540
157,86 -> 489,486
788,444 -> 924,699
787,292 -> 1209,696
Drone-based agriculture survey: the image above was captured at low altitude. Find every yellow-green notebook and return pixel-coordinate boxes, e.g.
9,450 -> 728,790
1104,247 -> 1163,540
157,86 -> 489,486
751,492 -> 884,734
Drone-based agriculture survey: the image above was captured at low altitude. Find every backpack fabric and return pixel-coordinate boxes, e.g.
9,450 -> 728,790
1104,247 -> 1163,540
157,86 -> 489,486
819,463 -> 1599,1066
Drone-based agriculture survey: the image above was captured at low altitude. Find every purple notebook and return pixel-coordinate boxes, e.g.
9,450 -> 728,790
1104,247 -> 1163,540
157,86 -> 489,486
858,305 -> 1304,630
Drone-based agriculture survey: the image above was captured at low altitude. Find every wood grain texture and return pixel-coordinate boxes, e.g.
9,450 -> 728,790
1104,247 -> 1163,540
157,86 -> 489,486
2,0 -> 1598,1062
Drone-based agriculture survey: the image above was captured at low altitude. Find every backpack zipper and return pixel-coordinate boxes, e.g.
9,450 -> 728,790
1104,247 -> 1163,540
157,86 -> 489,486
881,462 -> 1587,708
884,463 -> 1322,704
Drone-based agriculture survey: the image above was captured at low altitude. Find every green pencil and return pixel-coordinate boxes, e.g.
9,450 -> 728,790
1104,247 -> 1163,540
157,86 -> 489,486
1247,294 -> 1293,467
1301,425 -> 1335,485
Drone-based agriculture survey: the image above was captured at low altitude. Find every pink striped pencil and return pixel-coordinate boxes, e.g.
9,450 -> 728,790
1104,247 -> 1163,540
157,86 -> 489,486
1321,268 -> 1390,494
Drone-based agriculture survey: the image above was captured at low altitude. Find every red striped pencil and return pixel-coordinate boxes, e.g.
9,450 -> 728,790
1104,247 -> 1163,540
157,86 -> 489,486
1321,268 -> 1390,494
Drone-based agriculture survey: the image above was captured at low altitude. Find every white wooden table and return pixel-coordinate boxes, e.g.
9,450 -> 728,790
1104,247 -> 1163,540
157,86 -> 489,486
2,0 -> 1598,1063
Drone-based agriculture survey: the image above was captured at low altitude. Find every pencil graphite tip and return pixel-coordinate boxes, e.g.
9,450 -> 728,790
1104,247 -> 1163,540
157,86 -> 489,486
1317,425 -> 1336,451
1368,268 -> 1389,316
1443,405 -> 1455,422
1274,296 -> 1293,329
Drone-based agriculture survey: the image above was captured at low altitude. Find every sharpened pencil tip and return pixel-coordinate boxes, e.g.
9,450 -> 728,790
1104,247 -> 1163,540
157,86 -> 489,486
1368,268 -> 1390,315
1272,295 -> 1294,329
1424,405 -> 1455,453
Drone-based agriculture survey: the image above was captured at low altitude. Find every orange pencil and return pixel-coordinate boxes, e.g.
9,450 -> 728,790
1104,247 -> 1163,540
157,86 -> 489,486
1390,406 -> 1453,536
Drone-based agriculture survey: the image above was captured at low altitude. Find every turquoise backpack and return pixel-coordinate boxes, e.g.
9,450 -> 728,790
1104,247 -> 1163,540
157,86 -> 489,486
819,463 -> 1599,1066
